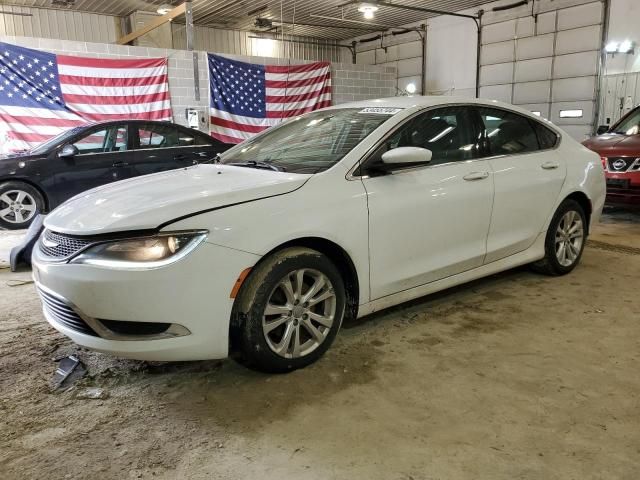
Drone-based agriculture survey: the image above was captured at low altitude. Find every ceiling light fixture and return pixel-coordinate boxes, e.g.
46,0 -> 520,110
157,4 -> 173,15
358,3 -> 379,20
405,83 -> 417,94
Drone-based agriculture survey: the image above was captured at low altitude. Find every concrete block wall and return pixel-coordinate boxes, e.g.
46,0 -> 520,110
331,63 -> 397,104
0,35 -> 397,130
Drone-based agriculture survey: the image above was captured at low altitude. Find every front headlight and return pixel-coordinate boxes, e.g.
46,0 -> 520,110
71,230 -> 207,269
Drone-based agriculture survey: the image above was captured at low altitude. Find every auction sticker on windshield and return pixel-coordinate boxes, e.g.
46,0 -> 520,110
358,107 -> 403,115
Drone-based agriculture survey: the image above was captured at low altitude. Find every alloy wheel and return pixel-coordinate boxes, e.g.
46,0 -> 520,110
262,268 -> 336,359
555,210 -> 584,267
0,190 -> 37,224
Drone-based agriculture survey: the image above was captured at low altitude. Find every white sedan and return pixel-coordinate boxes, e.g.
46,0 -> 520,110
32,97 -> 605,372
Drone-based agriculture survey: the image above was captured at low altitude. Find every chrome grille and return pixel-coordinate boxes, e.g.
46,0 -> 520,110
606,157 -> 639,173
39,230 -> 93,260
37,286 -> 98,337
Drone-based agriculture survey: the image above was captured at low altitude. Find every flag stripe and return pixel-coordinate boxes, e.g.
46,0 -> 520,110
265,73 -> 331,89
265,62 -> 330,74
210,116 -> 268,134
265,101 -> 331,118
57,55 -> 166,69
266,86 -> 332,104
60,82 -> 168,97
77,109 -> 173,121
62,91 -> 170,106
58,74 -> 168,88
58,64 -> 166,78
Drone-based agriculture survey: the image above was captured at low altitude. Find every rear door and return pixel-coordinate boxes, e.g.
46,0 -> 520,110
476,107 -> 566,263
53,123 -> 130,198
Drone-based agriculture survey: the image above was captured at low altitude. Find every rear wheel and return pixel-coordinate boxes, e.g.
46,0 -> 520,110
0,181 -> 45,230
531,199 -> 586,276
231,247 -> 346,373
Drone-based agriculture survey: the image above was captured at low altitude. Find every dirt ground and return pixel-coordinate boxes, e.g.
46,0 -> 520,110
1,208 -> 639,480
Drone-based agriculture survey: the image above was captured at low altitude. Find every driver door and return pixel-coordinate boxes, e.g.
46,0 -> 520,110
361,106 -> 495,299
53,124 -> 130,199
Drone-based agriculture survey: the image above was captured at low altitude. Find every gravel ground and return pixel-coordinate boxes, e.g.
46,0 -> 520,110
0,208 -> 639,480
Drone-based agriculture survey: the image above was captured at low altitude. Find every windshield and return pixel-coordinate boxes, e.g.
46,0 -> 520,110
613,107 -> 640,135
29,127 -> 86,155
219,108 -> 398,174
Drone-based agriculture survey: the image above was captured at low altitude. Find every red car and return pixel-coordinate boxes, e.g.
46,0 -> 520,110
583,105 -> 640,205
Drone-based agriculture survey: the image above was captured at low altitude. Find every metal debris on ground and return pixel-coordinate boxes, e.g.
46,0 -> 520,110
51,355 -> 87,390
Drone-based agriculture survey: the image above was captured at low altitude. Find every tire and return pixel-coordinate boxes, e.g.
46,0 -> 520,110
0,181 -> 45,230
231,247 -> 346,373
531,199 -> 587,276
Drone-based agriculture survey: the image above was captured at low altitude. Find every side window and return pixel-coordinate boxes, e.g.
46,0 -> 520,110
137,124 -> 179,149
177,129 -> 212,147
478,108 -> 539,155
72,125 -> 127,154
366,106 -> 480,170
532,121 -> 558,150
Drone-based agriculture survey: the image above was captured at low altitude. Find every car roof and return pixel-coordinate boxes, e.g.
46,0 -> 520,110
326,95 -> 559,131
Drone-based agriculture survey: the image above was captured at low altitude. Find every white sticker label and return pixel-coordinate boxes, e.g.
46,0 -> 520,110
358,107 -> 403,115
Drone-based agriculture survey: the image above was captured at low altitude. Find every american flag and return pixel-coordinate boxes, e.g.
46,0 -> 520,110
0,42 -> 171,153
208,54 -> 331,144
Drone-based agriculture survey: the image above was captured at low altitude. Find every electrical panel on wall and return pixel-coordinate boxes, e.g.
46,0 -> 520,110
185,108 -> 209,132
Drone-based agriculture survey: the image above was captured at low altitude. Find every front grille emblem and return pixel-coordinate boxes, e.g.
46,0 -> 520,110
42,237 -> 60,248
612,159 -> 626,170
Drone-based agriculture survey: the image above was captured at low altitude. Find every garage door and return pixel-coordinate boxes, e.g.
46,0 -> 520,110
479,1 -> 604,140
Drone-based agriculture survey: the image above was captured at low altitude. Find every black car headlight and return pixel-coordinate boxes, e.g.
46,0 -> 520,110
71,231 -> 207,269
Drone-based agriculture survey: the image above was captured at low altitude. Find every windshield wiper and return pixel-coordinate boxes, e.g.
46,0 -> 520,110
227,160 -> 285,172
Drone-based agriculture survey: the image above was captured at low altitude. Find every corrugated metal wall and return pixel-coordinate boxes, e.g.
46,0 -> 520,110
0,5 -> 343,62
0,5 -> 120,43
171,24 -> 343,62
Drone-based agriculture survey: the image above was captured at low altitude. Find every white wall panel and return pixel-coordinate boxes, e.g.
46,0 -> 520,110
518,103 -> 551,119
480,62 -> 513,86
553,51 -> 598,78
515,57 -> 552,82
553,76 -> 596,102
480,84 -> 512,103
482,20 -> 516,44
516,17 -> 535,38
0,5 -> 118,43
551,101 -> 594,125
555,25 -> 601,55
536,11 -> 557,35
481,41 -> 514,65
557,2 -> 602,30
396,57 -> 422,77
516,34 -> 554,60
513,81 -> 551,104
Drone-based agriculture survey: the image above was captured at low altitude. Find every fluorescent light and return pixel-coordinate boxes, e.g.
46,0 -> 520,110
619,40 -> 633,53
559,109 -> 583,118
405,83 -> 417,94
358,3 -> 379,20
531,111 -> 541,116
157,4 -> 172,15
605,42 -> 618,53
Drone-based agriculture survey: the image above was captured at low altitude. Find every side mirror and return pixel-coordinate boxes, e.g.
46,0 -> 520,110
381,146 -> 432,168
596,125 -> 609,135
58,144 -> 79,158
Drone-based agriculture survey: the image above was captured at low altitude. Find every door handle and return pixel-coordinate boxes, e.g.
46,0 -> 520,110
174,154 -> 188,161
112,161 -> 129,167
463,171 -> 490,181
541,161 -> 559,170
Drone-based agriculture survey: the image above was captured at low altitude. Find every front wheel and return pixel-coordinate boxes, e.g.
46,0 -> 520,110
531,199 -> 587,276
231,247 -> 346,373
0,181 -> 45,230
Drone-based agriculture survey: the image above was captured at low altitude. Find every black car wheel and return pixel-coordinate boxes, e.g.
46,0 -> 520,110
231,247 -> 346,373
531,199 -> 587,276
0,181 -> 45,230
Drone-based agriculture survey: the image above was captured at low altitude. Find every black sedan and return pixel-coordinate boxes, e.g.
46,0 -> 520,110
0,120 -> 231,229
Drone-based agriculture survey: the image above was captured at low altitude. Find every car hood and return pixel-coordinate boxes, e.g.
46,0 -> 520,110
44,164 -> 311,235
583,133 -> 640,156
